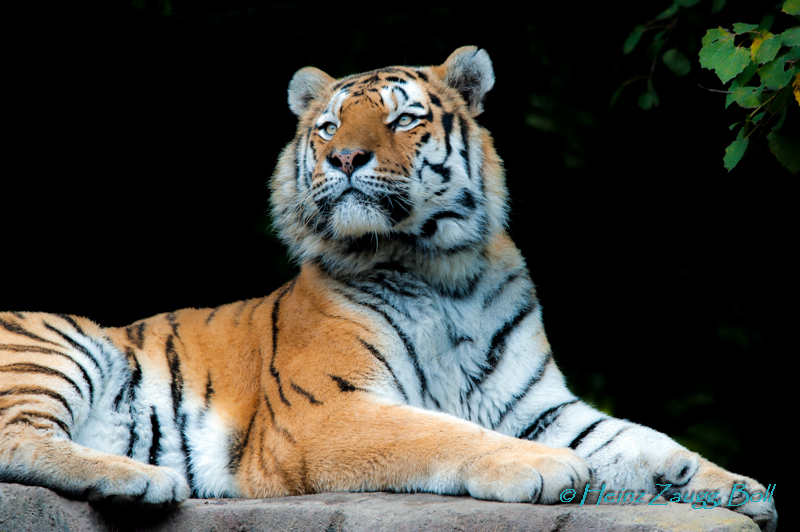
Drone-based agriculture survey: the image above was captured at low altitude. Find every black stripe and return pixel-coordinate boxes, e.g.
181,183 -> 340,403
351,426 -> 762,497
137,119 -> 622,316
0,363 -> 84,400
587,426 -> 633,457
9,411 -> 71,437
569,419 -> 606,449
233,300 -> 249,325
493,353 -> 553,429
419,210 -> 466,238
291,382 -> 322,405
114,347 -> 142,411
442,112 -> 454,157
459,117 -> 471,180
148,407 -> 161,465
165,313 -> 181,338
487,302 -> 535,362
262,393 -> 296,444
337,288 -> 427,396
205,307 -> 222,325
0,318 -> 60,347
357,338 -> 408,402
247,297 -> 269,325
393,85 -> 408,102
228,412 -> 256,473
0,343 -> 95,406
468,301 -> 536,394
455,188 -> 476,211
483,273 -> 522,309
270,280 -> 297,407
57,315 -> 86,336
9,311 -> 25,319
0,400 -> 37,415
263,393 -> 275,424
165,336 -> 184,422
43,323 -> 105,377
0,386 -> 74,422
204,372 -> 214,408
439,266 -> 485,300
329,374 -> 361,393
125,323 -> 146,350
423,159 -> 451,183
518,399 -> 579,441
125,413 -> 139,458
427,91 -> 440,106
178,412 -> 196,496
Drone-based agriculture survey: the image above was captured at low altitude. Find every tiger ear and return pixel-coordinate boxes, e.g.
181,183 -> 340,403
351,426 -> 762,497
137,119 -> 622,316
437,46 -> 495,117
288,67 -> 335,117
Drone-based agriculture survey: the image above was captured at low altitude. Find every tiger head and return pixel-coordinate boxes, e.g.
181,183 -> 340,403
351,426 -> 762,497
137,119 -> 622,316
270,47 -> 509,286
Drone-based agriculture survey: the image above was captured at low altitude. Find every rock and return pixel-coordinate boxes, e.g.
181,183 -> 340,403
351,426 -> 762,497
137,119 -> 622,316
0,483 -> 759,532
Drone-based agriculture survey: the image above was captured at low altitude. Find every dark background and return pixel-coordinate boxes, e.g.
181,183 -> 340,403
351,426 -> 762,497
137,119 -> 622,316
6,0 -> 794,520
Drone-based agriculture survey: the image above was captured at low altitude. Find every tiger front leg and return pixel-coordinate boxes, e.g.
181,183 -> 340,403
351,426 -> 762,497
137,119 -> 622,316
580,421 -> 776,532
295,399 -> 591,504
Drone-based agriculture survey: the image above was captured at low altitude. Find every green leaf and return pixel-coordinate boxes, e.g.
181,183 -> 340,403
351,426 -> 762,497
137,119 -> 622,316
758,53 -> 794,89
656,2 -> 680,20
734,60 -> 758,86
624,25 -> 645,55
782,0 -> 800,16
729,122 -> 741,131
732,23 -> 757,33
772,84 -> 794,110
752,111 -> 766,123
699,28 -> 752,83
767,131 -> 800,174
725,85 -> 763,108
752,32 -> 783,65
646,39 -> 667,60
723,138 -> 749,171
663,48 -> 691,76
782,27 -> 800,47
712,0 -> 726,14
675,0 -> 702,6
702,27 -> 728,47
638,92 -> 655,110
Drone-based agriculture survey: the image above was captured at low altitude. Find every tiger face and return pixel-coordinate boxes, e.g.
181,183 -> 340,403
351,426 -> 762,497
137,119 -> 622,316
271,47 -> 509,282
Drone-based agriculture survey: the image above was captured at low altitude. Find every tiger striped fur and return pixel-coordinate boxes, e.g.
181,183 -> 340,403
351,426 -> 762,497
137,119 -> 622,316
0,47 -> 776,531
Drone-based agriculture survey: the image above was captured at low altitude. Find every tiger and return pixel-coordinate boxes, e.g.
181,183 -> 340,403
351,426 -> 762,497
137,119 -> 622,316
0,47 -> 776,531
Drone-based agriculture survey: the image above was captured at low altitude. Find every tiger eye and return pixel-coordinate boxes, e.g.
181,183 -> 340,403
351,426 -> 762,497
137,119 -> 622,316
398,115 -> 413,126
325,123 -> 337,136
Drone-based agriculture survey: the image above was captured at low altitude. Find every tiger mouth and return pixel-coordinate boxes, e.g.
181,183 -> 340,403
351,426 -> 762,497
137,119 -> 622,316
336,188 -> 370,204
327,188 -> 393,238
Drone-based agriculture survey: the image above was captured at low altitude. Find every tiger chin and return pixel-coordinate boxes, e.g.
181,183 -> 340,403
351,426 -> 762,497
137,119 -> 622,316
0,47 -> 776,531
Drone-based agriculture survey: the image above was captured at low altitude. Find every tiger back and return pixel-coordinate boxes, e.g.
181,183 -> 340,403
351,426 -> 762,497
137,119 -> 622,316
0,47 -> 777,532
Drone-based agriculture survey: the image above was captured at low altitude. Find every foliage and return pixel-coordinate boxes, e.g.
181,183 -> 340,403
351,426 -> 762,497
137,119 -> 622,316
618,0 -> 800,173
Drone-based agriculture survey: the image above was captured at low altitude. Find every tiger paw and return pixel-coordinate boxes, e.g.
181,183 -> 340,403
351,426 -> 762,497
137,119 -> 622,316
82,460 -> 190,508
680,457 -> 777,532
462,444 -> 590,504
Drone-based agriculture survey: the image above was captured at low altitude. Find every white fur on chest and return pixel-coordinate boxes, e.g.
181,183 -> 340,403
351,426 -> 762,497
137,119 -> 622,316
345,265 -> 574,435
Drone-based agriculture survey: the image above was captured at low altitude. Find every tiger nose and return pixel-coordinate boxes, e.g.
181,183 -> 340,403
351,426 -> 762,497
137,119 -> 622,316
328,149 -> 372,177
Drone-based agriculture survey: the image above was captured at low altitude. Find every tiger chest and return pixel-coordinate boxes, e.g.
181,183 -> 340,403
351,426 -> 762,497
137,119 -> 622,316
344,268 -> 542,429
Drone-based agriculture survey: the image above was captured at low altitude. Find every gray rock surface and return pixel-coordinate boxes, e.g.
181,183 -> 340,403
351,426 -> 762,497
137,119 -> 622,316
0,482 -> 759,532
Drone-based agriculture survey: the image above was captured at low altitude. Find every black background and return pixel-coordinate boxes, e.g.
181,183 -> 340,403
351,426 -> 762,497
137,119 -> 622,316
6,0 -> 794,521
